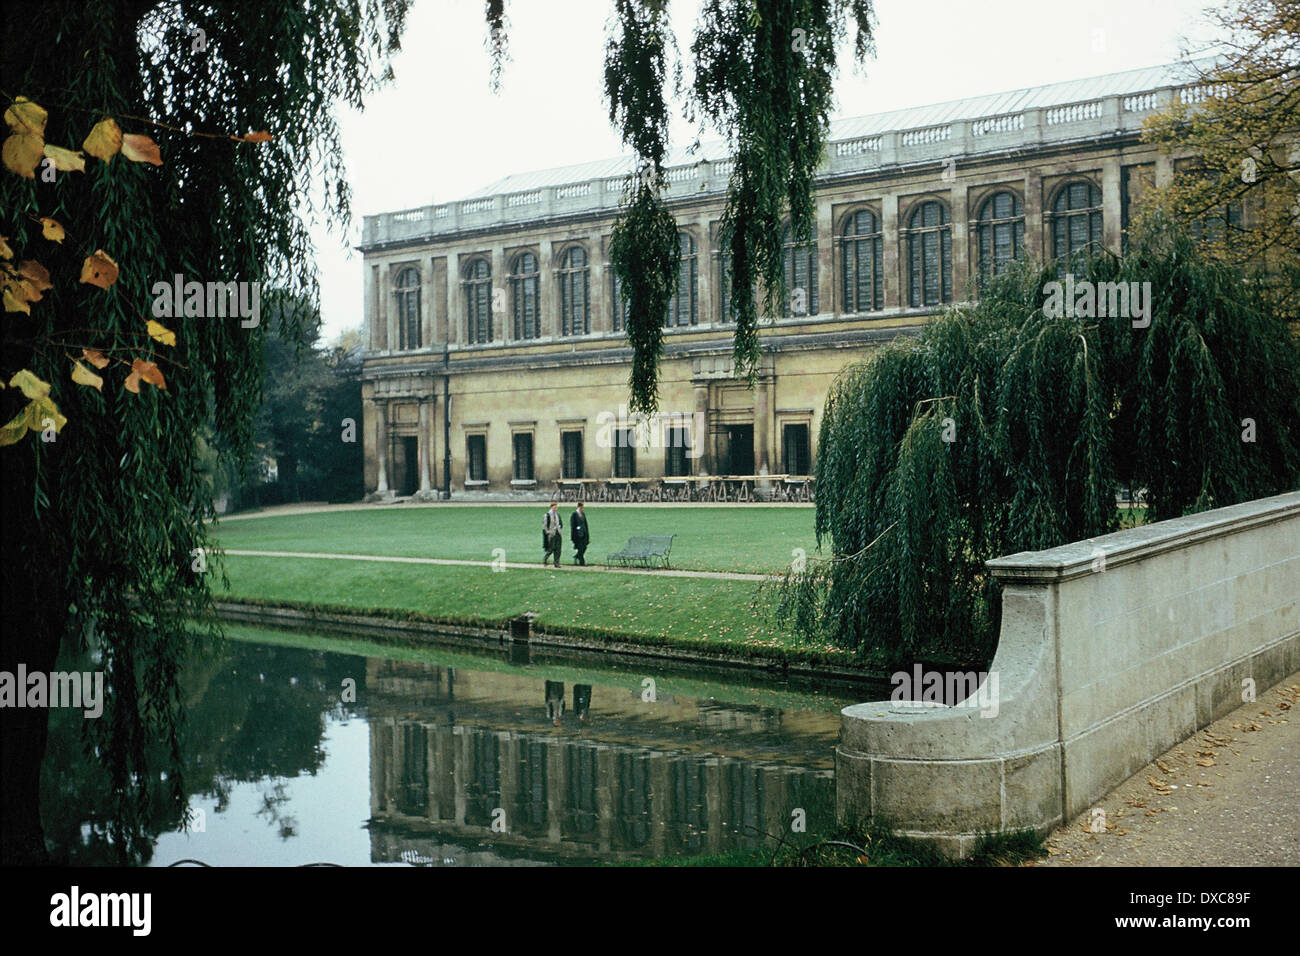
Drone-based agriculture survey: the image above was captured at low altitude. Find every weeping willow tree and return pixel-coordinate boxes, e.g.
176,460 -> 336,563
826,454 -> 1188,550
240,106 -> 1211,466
584,0 -> 874,412
765,217 -> 1300,667
0,0 -> 409,863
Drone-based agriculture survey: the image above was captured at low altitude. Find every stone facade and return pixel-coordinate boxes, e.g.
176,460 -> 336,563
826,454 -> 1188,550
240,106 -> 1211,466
358,62 -> 1207,499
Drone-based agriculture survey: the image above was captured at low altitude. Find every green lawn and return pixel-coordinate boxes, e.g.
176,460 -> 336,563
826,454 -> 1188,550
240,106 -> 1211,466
212,504 -> 818,574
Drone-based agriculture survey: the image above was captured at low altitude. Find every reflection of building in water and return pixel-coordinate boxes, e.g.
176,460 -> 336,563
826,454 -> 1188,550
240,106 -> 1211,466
366,658 -> 837,863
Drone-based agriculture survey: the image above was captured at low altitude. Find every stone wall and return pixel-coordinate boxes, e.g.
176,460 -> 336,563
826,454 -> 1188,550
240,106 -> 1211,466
836,491 -> 1300,857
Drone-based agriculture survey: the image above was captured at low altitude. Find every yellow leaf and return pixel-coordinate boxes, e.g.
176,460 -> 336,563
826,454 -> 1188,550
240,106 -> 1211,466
42,144 -> 85,173
40,218 -> 65,243
146,319 -> 176,346
0,235 -> 11,259
4,97 -> 47,137
123,369 -> 141,393
2,133 -> 44,178
0,407 -> 29,446
82,348 -> 110,369
121,133 -> 162,166
8,369 -> 51,400
26,396 -> 66,433
232,130 -> 272,143
83,118 -> 122,162
80,250 -> 119,289
2,284 -> 31,313
71,360 -> 103,391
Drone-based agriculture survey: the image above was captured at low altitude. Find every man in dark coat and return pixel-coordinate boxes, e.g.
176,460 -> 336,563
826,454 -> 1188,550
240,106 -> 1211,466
570,502 -> 590,565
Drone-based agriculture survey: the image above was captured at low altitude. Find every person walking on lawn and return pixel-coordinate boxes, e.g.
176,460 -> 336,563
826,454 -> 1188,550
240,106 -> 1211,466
570,501 -> 590,566
542,502 -> 563,566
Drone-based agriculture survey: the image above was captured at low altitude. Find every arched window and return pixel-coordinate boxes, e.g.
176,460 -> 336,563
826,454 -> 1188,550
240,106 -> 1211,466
1051,180 -> 1103,260
394,267 -> 422,350
975,191 -> 1025,283
463,258 -> 492,345
558,246 -> 590,336
782,225 -> 819,317
611,272 -> 629,333
905,200 -> 952,307
841,209 -> 882,313
665,232 -> 698,327
510,251 -> 540,340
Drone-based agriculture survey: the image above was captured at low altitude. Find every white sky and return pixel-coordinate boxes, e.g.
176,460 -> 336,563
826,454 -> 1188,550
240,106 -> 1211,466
310,0 -> 1223,342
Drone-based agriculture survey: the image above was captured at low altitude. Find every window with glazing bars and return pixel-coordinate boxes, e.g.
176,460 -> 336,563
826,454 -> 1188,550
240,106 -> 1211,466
1051,181 -> 1103,262
466,434 -> 487,481
781,225 -> 818,317
561,430 -> 584,479
906,201 -> 952,307
613,429 -> 636,478
558,246 -> 590,336
975,192 -> 1025,284
665,233 -> 698,327
464,259 -> 492,344
395,267 -> 422,349
842,209 -> 883,313
513,432 -> 534,481
511,251 -> 540,339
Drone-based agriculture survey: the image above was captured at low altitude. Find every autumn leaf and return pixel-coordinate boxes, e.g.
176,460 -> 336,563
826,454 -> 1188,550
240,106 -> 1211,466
121,133 -> 162,166
123,369 -> 141,393
146,319 -> 176,346
82,347 -> 109,369
4,97 -> 47,137
40,218 -> 65,243
231,130 -> 272,143
9,369 -> 51,401
80,250 -> 119,289
2,133 -> 44,178
132,357 -> 166,390
42,144 -> 85,173
18,260 -> 51,293
83,118 -> 122,161
71,360 -> 104,391
0,407 -> 29,446
2,284 -> 31,313
0,236 -> 11,259
25,395 -> 67,433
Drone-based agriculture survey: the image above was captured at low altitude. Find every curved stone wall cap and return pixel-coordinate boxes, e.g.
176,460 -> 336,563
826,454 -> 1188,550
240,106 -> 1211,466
986,490 -> 1300,584
841,700 -> 982,720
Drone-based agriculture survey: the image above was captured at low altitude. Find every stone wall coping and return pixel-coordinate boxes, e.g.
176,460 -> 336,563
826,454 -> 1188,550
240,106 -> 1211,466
987,490 -> 1300,584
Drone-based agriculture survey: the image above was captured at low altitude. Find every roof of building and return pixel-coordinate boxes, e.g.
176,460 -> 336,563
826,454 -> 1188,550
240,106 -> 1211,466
463,59 -> 1210,200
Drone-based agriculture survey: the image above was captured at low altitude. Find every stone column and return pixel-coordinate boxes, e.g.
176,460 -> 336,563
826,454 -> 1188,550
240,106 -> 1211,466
816,194 -> 834,316
881,193 -> 900,309
695,214 -> 713,325
949,181 -> 971,301
421,258 -> 434,348
369,399 -> 394,500
382,264 -> 397,353
692,380 -> 710,476
539,239 -> 555,338
755,376 -> 771,476
415,397 -> 435,499
1024,170 -> 1044,261
365,264 -> 379,350
1101,157 -> 1123,254
491,246 -> 506,342
588,230 -> 604,335
448,252 -> 462,347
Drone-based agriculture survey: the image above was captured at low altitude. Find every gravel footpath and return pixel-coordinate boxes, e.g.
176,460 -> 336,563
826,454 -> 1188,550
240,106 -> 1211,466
1034,671 -> 1299,866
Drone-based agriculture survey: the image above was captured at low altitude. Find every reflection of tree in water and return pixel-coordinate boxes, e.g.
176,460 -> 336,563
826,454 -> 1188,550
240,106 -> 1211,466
40,638 -> 362,864
254,779 -> 299,840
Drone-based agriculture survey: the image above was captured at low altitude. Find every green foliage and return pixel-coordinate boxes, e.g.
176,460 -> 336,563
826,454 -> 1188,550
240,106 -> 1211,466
766,219 -> 1300,665
0,0 -> 408,862
692,0 -> 875,380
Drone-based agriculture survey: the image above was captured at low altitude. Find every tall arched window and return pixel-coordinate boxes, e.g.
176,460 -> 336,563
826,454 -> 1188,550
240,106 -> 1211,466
557,246 -> 590,336
463,258 -> 492,344
975,191 -> 1025,283
1051,180 -> 1103,261
905,200 -> 952,307
611,272 -> 629,333
510,251 -> 540,340
665,232 -> 698,327
841,209 -> 882,313
394,267 -> 422,350
782,225 -> 819,317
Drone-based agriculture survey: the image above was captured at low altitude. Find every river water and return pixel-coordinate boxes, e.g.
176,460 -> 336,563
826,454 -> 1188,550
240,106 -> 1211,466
41,625 -> 874,866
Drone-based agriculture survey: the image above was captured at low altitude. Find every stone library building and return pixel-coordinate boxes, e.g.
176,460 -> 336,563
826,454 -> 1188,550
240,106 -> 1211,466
358,61 -> 1206,501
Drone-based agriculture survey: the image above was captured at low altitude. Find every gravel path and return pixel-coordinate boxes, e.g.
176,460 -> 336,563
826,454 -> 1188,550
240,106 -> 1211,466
1035,671 -> 1299,866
